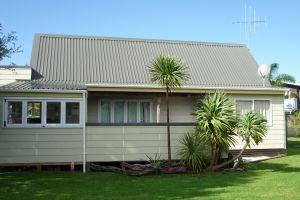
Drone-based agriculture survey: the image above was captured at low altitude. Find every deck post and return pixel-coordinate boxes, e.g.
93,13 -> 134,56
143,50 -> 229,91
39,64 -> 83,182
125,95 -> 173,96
156,98 -> 161,123
36,165 -> 42,172
82,92 -> 87,173
70,162 -> 75,172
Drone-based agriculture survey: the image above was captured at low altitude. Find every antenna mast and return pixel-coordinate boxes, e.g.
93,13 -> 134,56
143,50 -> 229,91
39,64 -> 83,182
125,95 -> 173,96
232,2 -> 267,46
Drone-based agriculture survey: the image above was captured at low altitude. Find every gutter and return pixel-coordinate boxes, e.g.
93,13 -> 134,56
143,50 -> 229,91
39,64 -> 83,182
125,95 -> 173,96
0,89 -> 87,93
85,83 -> 287,92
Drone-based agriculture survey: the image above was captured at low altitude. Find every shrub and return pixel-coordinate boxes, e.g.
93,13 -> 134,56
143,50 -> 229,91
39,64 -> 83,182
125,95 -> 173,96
179,132 -> 208,174
146,153 -> 163,170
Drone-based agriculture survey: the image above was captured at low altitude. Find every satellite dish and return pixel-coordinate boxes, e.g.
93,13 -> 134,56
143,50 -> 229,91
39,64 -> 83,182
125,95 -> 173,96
258,64 -> 271,87
258,64 -> 271,78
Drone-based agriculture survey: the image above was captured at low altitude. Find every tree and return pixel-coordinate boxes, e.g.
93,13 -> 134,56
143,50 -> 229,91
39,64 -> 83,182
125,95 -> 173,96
268,63 -> 295,87
212,111 -> 267,170
193,92 -> 237,170
149,55 -> 189,166
0,24 -> 22,61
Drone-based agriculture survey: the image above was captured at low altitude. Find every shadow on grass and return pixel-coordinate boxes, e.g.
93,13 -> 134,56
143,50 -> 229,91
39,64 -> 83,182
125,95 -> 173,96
0,167 -> 299,200
0,170 -> 261,200
287,139 -> 300,156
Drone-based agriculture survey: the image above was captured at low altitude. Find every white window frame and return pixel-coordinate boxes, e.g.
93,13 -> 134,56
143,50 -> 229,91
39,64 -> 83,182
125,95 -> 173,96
98,99 -> 153,123
139,100 -> 152,123
25,100 -> 43,127
64,100 -> 83,128
3,97 -> 84,128
234,98 -> 273,126
4,100 -> 24,128
45,100 -> 62,127
126,100 -> 139,123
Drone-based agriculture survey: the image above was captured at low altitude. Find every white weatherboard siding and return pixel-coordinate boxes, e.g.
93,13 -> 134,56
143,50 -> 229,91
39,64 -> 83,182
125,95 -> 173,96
160,96 -> 196,123
84,94 -> 285,162
0,93 -> 285,164
0,128 -> 83,164
86,126 -> 194,162
0,68 -> 31,86
162,94 -> 285,150
0,94 -> 83,164
230,94 -> 285,150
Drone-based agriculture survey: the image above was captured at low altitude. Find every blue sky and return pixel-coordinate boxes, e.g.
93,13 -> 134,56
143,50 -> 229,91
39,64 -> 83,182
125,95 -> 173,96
1,0 -> 299,81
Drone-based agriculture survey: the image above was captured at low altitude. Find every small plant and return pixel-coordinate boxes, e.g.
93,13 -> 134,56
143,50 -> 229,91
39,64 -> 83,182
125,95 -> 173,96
146,153 -> 163,170
179,132 -> 208,174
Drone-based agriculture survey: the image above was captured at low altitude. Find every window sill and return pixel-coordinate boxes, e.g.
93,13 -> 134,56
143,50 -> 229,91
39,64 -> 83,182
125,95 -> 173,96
86,122 -> 196,126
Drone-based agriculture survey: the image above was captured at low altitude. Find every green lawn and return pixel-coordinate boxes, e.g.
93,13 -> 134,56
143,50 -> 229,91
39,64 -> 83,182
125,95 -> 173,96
1,138 -> 300,200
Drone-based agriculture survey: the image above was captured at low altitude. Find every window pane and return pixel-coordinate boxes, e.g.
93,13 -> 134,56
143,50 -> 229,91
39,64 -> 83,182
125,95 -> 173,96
27,102 -> 41,124
114,101 -> 125,123
66,102 -> 80,124
7,101 -> 22,124
236,100 -> 252,118
140,102 -> 150,123
127,102 -> 137,123
100,101 -> 111,123
254,100 -> 270,121
47,102 -> 61,124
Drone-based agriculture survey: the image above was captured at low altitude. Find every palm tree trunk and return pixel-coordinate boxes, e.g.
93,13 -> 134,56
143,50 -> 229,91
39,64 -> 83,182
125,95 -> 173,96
166,87 -> 171,167
213,146 -> 220,166
209,143 -> 217,170
212,144 -> 247,171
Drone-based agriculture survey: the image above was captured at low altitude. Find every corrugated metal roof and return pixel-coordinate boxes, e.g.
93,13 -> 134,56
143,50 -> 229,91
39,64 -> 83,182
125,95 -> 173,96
29,33 -> 267,88
0,80 -> 86,91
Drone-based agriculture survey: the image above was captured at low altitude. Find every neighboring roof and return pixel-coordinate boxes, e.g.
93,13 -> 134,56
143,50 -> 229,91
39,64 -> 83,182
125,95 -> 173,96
29,33 -> 269,89
0,80 -> 86,92
0,65 -> 30,69
284,82 -> 300,89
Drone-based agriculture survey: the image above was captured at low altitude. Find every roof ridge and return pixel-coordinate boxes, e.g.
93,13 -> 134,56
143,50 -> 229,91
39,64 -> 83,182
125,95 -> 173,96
35,33 -> 246,47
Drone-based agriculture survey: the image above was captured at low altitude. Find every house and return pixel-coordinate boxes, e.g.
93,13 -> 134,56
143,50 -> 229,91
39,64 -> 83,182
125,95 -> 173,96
283,82 -> 300,112
0,34 -> 287,171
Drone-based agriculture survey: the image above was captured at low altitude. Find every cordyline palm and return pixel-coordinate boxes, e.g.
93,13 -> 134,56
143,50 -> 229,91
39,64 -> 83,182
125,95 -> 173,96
193,92 -> 237,170
212,111 -> 267,170
149,55 -> 189,166
268,63 -> 295,87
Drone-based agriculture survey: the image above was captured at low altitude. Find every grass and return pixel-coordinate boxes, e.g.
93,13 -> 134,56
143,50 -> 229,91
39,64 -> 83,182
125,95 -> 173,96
1,138 -> 300,200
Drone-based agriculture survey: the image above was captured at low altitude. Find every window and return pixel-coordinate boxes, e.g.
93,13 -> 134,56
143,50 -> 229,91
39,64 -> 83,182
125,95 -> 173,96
254,100 -> 271,122
236,99 -> 271,124
4,98 -> 82,128
114,101 -> 125,123
236,100 -> 252,118
47,102 -> 61,124
140,102 -> 151,123
7,101 -> 22,124
127,102 -> 138,123
100,101 -> 111,123
27,102 -> 41,124
66,102 -> 80,124
99,100 -> 151,123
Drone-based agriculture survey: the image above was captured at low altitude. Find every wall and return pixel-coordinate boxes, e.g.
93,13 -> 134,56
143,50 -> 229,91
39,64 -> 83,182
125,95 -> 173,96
87,94 -> 286,160
86,125 -> 194,162
159,96 -> 196,122
0,91 -> 285,164
0,92 -> 83,164
231,94 -> 286,149
0,67 -> 31,86
87,93 -> 197,123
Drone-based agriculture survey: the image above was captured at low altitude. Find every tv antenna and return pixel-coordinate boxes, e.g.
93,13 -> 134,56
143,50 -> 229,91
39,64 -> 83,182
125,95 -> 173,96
232,2 -> 267,46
